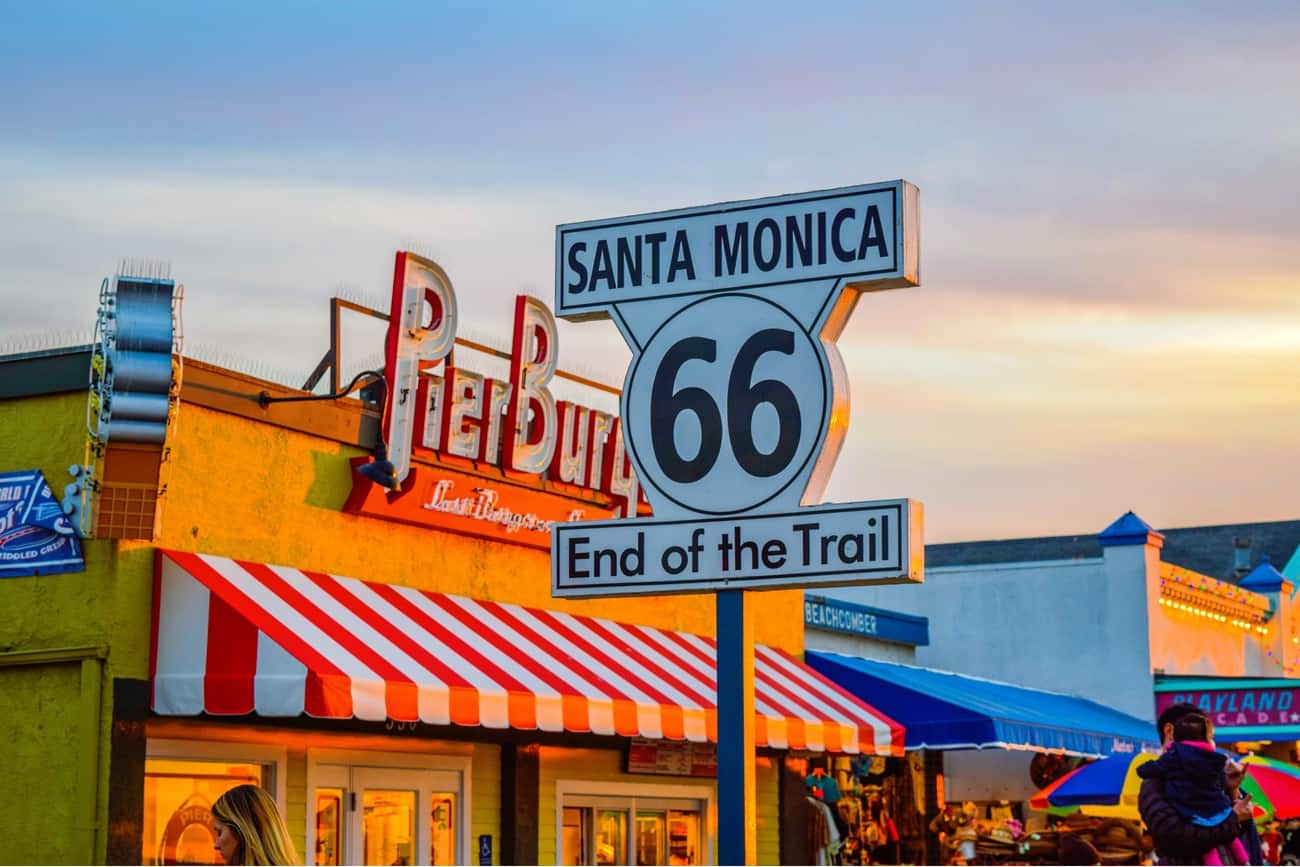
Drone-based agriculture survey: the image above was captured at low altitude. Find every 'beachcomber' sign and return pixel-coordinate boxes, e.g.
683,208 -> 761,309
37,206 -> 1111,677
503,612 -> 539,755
803,596 -> 929,646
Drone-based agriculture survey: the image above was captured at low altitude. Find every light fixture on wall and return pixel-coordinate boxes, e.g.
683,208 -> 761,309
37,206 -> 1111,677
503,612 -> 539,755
257,369 -> 398,490
356,444 -> 398,490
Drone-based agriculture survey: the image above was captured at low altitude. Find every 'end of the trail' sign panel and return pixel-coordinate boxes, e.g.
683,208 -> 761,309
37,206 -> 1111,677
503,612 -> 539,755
555,180 -> 919,320
553,498 -> 923,598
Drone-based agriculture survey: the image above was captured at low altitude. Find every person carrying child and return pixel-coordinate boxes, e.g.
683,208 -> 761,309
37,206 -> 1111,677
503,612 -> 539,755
1137,710 -> 1251,865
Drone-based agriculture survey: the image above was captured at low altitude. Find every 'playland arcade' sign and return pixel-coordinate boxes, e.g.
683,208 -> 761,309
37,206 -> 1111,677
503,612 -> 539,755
1156,687 -> 1300,729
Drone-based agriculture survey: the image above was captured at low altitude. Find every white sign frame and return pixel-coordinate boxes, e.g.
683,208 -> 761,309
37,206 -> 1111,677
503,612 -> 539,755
552,180 -> 922,597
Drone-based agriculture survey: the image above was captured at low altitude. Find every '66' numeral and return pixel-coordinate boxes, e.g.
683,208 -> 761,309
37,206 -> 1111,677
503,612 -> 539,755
650,329 -> 802,484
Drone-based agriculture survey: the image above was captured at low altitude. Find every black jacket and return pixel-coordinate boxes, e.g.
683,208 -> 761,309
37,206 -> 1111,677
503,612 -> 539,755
1138,743 -> 1234,823
1138,777 -> 1246,864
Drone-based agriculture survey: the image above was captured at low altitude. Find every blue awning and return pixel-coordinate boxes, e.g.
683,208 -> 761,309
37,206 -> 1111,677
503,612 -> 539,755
806,651 -> 1160,757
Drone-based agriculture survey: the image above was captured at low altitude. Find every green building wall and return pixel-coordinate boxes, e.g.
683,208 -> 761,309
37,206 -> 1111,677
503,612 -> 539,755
0,392 -> 154,864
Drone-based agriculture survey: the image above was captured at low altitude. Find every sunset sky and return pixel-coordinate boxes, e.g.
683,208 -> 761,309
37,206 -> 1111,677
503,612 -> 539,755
2,2 -> 1297,542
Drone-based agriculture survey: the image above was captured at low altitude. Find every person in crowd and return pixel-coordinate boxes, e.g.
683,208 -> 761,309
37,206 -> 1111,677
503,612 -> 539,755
1259,820 -> 1283,865
950,802 -> 980,865
929,803 -> 958,861
1137,710 -> 1249,864
863,790 -> 900,864
1138,704 -> 1262,865
1059,832 -> 1103,865
211,784 -> 299,866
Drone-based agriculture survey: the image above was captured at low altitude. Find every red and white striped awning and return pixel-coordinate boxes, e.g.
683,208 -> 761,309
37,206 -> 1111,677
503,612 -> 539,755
151,550 -> 903,755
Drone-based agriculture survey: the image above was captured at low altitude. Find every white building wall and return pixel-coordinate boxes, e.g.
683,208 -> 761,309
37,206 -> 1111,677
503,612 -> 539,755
824,542 -> 1158,720
943,751 -> 1037,803
803,630 -> 919,664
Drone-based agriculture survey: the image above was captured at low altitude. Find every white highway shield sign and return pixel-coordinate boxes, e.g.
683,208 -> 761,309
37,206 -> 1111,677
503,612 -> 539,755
552,180 -> 923,596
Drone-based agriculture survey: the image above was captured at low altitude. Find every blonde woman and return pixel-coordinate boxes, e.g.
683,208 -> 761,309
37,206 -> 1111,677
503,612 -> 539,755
211,784 -> 299,866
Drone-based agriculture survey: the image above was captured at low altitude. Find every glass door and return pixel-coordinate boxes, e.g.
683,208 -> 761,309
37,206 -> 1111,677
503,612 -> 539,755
666,811 -> 700,865
309,763 -> 462,866
595,809 -> 628,865
635,811 -> 664,866
430,793 -> 456,866
561,807 -> 590,865
314,764 -> 351,867
352,768 -> 423,867
561,799 -> 705,866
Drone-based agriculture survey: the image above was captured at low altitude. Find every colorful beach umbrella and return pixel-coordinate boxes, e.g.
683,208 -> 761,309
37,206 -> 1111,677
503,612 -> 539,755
1241,763 -> 1300,819
1029,753 -> 1154,818
1030,752 -> 1300,821
1221,754 -> 1300,818
1240,754 -> 1300,779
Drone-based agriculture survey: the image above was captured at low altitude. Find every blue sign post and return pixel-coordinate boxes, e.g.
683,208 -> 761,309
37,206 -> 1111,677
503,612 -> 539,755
715,589 -> 757,860
552,183 -> 923,864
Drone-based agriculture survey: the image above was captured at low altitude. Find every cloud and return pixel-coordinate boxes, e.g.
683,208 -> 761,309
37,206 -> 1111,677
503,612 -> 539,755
828,433 -> 1300,543
0,149 -> 637,378
2,3 -> 1298,542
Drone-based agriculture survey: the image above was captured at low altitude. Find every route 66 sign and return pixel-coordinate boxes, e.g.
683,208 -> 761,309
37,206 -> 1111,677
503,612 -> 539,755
551,181 -> 924,596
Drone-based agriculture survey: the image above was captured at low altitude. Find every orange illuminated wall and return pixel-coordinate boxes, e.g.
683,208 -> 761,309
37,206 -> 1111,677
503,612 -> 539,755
157,360 -> 806,653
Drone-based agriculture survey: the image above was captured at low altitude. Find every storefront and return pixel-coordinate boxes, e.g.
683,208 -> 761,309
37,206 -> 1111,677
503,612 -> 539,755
794,508 -> 1300,861
804,653 -> 1159,864
145,549 -> 902,865
0,254 -> 904,865
797,599 -> 933,862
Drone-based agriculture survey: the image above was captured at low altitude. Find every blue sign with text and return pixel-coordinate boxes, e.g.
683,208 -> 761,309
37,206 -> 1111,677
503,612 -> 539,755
804,595 -> 928,646
0,470 -> 84,577
478,834 -> 492,866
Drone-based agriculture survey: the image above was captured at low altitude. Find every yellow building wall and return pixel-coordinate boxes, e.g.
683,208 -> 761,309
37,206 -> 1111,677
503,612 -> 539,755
755,755 -> 780,866
285,747 -> 308,861
471,743 -> 503,865
0,661 -> 85,864
0,392 -> 155,864
1149,603 -> 1253,677
150,401 -> 805,653
0,383 -> 805,864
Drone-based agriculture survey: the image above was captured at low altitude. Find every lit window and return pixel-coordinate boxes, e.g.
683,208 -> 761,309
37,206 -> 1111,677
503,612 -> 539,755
142,758 -> 267,866
561,800 -> 703,866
